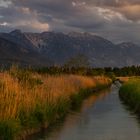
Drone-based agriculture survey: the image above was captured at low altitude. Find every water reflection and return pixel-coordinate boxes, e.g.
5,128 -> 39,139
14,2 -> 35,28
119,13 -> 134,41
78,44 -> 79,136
80,88 -> 111,112
27,85 -> 140,140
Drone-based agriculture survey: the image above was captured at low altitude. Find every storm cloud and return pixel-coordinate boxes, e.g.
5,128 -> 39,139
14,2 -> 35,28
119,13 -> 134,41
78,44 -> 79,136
0,0 -> 140,43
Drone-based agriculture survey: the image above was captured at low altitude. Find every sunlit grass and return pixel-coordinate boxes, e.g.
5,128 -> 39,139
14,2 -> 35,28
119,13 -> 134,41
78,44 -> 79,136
0,67 -> 111,139
117,77 -> 130,83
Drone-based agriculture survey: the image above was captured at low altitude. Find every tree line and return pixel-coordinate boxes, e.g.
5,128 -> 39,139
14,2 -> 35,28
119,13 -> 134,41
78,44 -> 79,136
32,65 -> 140,77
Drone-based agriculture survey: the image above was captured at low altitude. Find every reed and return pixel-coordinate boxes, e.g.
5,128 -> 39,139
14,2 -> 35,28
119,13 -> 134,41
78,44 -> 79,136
0,68 -> 111,140
119,78 -> 140,113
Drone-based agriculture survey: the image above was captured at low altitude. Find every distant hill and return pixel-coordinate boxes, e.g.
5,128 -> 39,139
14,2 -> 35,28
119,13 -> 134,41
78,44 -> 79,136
0,29 -> 140,67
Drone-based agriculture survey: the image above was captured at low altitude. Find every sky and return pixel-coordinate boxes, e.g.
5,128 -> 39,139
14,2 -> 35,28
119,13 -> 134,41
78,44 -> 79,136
0,0 -> 140,43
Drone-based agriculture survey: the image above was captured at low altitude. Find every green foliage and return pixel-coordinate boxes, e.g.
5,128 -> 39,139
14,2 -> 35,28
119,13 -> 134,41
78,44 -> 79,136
70,93 -> 83,108
18,108 -> 28,127
0,120 -> 20,140
33,65 -> 140,77
119,79 -> 140,113
44,102 -> 57,123
106,72 -> 116,82
33,105 -> 46,123
55,97 -> 71,118
2,64 -> 140,77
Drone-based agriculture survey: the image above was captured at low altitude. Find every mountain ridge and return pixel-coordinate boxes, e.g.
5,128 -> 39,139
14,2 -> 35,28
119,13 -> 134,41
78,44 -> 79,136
0,29 -> 140,67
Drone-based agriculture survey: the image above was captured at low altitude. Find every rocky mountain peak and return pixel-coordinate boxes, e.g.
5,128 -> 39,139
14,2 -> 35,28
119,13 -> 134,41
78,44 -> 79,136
0,30 -> 140,67
118,42 -> 139,48
10,29 -> 22,36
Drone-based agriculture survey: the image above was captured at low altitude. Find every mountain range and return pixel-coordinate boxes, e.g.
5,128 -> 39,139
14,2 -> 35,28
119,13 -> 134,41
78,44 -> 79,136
0,29 -> 140,68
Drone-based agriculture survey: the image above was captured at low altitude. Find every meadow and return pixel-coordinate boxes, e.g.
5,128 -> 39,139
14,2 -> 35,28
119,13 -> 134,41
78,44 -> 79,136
0,67 -> 111,140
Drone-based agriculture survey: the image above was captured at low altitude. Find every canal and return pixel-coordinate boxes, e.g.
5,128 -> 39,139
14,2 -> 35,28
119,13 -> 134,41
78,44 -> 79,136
27,84 -> 140,140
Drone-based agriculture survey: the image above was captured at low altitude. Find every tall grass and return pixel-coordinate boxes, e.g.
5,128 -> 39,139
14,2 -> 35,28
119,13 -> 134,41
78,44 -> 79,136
119,78 -> 140,113
0,68 -> 111,140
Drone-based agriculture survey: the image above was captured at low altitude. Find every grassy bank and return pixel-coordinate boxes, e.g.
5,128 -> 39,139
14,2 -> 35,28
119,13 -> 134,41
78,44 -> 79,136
119,78 -> 140,113
0,68 -> 111,140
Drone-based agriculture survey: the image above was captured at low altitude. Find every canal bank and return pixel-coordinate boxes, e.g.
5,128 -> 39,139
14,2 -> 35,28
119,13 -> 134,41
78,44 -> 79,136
27,84 -> 140,140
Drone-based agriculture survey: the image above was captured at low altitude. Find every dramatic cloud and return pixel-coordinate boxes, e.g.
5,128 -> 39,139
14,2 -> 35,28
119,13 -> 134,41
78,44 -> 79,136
0,0 -> 140,43
0,0 -> 12,8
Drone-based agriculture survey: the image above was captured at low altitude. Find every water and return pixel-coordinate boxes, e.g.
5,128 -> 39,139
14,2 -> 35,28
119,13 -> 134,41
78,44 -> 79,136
27,84 -> 140,140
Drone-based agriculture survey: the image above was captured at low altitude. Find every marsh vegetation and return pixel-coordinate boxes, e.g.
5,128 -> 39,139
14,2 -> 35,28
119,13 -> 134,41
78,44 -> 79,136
0,67 -> 111,140
119,78 -> 140,113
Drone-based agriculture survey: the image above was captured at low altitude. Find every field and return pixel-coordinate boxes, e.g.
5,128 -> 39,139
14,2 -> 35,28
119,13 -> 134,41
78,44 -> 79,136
0,68 -> 111,140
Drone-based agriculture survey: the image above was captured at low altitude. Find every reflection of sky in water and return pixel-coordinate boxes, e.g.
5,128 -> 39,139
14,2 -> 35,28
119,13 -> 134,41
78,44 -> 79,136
27,85 -> 140,140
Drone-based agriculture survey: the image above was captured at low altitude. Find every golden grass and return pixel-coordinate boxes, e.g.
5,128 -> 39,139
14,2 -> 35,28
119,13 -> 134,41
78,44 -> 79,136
0,71 -> 111,122
116,77 -> 130,83
0,68 -> 112,140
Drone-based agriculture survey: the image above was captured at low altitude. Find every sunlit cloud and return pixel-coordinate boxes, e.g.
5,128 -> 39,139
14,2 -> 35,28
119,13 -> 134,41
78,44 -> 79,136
0,22 -> 9,26
72,1 -> 86,7
98,7 -> 122,21
0,0 -> 140,43
118,5 -> 140,22
16,20 -> 49,31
